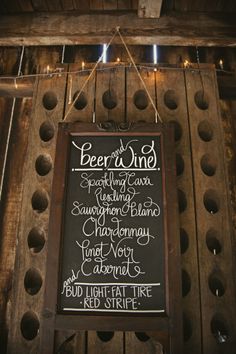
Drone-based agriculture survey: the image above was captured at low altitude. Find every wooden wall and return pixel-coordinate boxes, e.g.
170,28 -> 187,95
1,45 -> 236,354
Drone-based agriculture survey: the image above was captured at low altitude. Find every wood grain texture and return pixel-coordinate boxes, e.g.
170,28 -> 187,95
0,12 -> 236,46
87,331 -> 123,354
155,68 -> 202,353
0,99 -> 31,354
138,0 -> 163,18
7,65 -> 68,354
185,65 -> 236,353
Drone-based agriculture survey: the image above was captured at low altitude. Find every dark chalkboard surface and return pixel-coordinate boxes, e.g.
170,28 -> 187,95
41,123 -> 182,353
59,134 -> 166,313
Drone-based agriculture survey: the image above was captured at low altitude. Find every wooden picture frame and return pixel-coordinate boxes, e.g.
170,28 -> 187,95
40,122 -> 182,353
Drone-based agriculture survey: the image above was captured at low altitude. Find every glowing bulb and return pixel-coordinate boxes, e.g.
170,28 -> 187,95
116,57 -> 121,63
46,65 -> 50,74
219,59 -> 224,70
14,78 -> 18,89
154,68 -> 157,72
82,61 -> 85,70
184,60 -> 190,68
102,44 -> 107,63
153,44 -> 158,64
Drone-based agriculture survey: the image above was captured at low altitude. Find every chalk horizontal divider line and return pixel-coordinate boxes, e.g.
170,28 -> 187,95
62,308 -> 165,313
73,282 -> 161,286
71,168 -> 159,171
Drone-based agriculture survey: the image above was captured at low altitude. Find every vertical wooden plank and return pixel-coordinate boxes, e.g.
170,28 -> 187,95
64,63 -> 95,123
118,0 -> 131,10
126,67 -> 156,123
73,0 -> 90,10
60,0 -> 75,11
155,68 -> 202,354
103,0 -> 118,10
95,64 -> 125,123
87,331 -> 123,354
125,332 -> 161,354
54,330 -> 86,354
18,0 -> 34,11
90,0 -> 103,10
138,0 -> 163,18
0,98 -> 31,354
185,65 -> 236,354
7,65 -> 67,354
46,0 -> 62,11
0,98 -> 13,191
30,0 -> 48,11
0,47 -> 19,75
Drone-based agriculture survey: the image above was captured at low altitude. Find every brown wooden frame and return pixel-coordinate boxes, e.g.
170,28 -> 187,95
40,122 -> 182,354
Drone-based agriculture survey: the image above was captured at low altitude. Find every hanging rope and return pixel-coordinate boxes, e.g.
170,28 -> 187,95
63,28 -> 118,121
63,27 -> 163,123
116,27 -> 162,124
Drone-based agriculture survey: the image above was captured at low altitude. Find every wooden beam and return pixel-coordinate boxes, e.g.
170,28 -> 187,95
138,0 -> 163,18
0,78 -> 34,97
0,12 -> 236,46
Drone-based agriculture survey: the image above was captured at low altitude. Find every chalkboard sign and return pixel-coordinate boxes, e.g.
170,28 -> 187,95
41,122 -> 182,353
59,134 -> 165,313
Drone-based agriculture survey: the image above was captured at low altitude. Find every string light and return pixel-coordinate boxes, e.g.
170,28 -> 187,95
219,59 -> 224,70
14,78 -> 18,89
102,44 -> 107,63
82,61 -> 85,70
116,57 -> 121,63
153,44 -> 158,64
184,60 -> 190,68
68,74 -> 72,105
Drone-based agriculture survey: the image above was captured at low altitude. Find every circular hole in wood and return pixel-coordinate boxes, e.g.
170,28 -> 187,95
28,227 -> 45,253
73,91 -> 87,110
178,189 -> 187,213
164,89 -> 179,110
206,229 -> 222,255
203,189 -> 220,214
180,228 -> 189,254
20,311 -> 39,340
31,189 -> 49,213
176,154 -> 184,176
24,268 -> 42,295
102,89 -> 117,109
182,269 -> 191,297
198,120 -> 213,142
169,121 -> 182,142
39,121 -> 55,142
208,272 -> 226,297
97,332 -> 114,342
194,90 -> 209,110
135,332 -> 150,342
35,154 -> 52,176
42,91 -> 58,110
211,314 -> 229,343
133,90 -> 148,110
183,313 -> 192,342
200,154 -> 217,176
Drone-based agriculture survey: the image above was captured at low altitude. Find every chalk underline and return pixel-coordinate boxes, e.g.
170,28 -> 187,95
73,282 -> 161,286
72,168 -> 160,172
62,308 -> 165,313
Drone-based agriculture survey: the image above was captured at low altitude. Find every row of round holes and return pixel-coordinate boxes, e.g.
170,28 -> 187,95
176,95 -> 230,343
20,118 -> 56,340
41,89 -> 209,112
172,109 -> 229,343
198,109 -> 229,342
